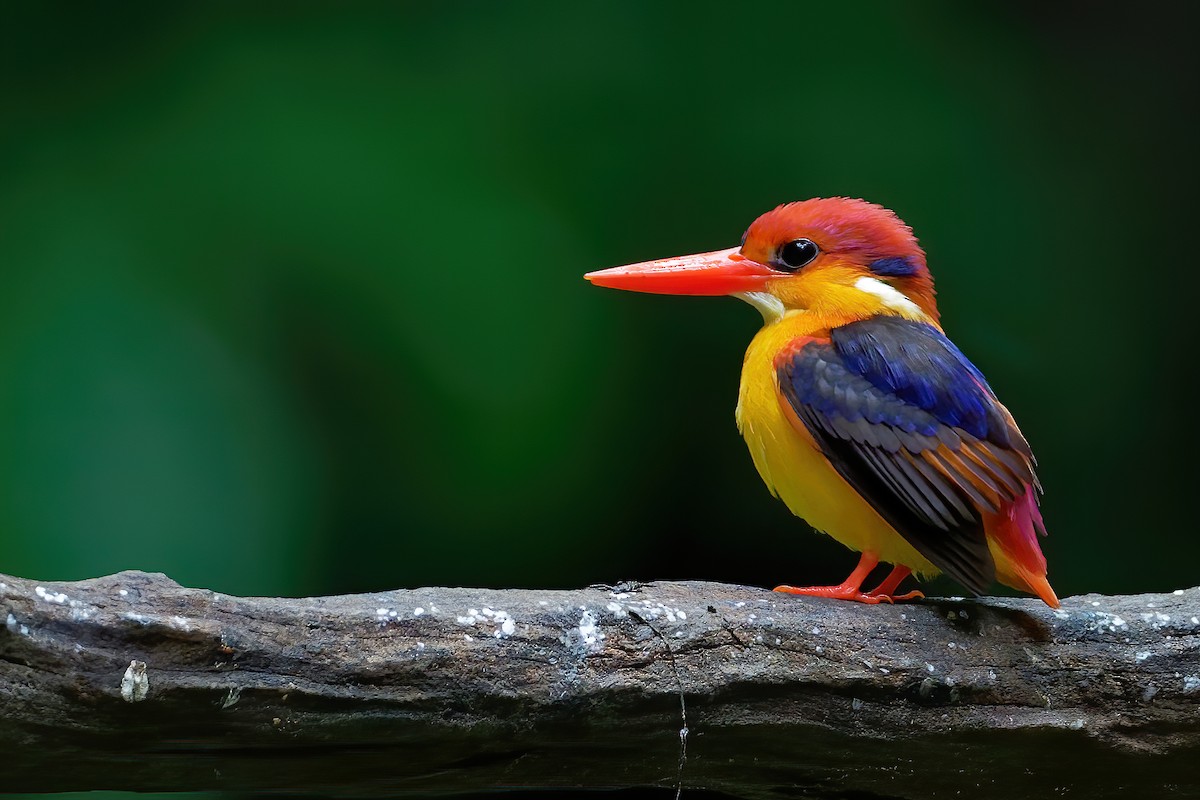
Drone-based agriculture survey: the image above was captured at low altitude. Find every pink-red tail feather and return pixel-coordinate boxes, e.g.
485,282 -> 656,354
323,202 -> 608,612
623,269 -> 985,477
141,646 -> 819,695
985,488 -> 1058,607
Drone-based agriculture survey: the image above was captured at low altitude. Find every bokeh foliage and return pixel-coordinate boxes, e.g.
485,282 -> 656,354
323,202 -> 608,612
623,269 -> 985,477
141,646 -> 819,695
1,2 -> 1196,616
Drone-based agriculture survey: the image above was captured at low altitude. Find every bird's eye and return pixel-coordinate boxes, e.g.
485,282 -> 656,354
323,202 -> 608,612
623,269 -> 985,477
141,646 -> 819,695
776,239 -> 820,271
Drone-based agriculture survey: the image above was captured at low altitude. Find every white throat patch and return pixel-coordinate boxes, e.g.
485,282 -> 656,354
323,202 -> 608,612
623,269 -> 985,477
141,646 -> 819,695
852,277 -> 923,317
734,291 -> 786,324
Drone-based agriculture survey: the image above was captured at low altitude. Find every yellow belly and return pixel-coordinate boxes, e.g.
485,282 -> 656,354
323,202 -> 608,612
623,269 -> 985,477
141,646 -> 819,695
734,314 -> 939,576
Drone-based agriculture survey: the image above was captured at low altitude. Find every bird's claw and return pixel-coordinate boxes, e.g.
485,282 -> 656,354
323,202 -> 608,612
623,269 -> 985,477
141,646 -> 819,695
772,584 -> 924,605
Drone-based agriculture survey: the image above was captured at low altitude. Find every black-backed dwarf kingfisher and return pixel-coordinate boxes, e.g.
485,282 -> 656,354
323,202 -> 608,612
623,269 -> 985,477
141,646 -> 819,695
585,198 -> 1057,606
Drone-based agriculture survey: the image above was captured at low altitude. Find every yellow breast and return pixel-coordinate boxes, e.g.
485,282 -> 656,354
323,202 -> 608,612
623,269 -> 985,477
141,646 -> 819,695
734,312 -> 940,576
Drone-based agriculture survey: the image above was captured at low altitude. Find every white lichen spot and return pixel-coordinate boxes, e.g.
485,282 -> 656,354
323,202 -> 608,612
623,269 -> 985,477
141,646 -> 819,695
413,607 -> 425,617
6,613 -> 30,637
119,589 -> 129,597
1053,609 -> 1070,620
851,697 -> 864,711
221,687 -> 242,709
416,642 -> 425,651
491,610 -> 516,638
1192,617 -> 1200,626
1184,675 -> 1200,694
900,613 -> 907,621
578,609 -> 604,652
958,610 -> 969,619
456,614 -> 476,625
1136,651 -> 1152,663
538,600 -> 548,606
35,586 -> 69,604
1174,589 -> 1185,596
1143,684 -> 1159,702
605,601 -> 628,619
464,634 -> 473,641
677,610 -> 687,620
926,663 -> 937,673
1091,601 -> 1100,607
815,646 -> 824,654
1086,611 -> 1127,634
1141,611 -> 1172,629
948,642 -> 957,649
811,626 -> 821,635
120,660 -> 149,703
1069,719 -> 1084,730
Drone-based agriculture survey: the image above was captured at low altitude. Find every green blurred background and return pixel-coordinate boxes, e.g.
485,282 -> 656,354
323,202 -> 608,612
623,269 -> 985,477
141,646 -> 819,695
2,2 -> 1197,631
2,2 -> 1197,797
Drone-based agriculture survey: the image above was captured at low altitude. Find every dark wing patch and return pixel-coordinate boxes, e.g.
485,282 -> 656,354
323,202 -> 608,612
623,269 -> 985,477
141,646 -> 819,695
776,318 -> 1039,594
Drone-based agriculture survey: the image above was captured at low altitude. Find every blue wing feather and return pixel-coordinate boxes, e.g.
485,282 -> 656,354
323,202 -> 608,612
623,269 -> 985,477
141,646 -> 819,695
830,317 -> 1008,445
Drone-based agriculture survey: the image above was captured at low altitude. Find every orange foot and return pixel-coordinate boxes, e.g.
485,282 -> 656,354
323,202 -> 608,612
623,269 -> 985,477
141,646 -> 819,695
773,554 -> 925,604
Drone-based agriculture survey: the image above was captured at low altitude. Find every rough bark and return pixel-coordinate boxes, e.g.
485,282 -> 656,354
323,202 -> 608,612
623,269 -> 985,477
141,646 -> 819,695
1,570 -> 1198,798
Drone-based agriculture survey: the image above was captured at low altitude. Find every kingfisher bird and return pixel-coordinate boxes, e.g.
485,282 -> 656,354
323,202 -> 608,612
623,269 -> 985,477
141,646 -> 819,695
585,198 -> 1057,607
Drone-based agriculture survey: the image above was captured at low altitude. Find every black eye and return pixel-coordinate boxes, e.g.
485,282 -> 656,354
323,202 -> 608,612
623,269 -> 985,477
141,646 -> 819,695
776,239 -> 820,271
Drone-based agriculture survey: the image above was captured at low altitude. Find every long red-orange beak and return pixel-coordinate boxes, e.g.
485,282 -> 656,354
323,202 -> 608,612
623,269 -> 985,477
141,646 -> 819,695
584,247 -> 777,296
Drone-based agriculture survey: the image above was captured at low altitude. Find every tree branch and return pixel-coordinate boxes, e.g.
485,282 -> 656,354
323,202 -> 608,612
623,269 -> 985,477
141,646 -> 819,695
2,571 -> 1198,798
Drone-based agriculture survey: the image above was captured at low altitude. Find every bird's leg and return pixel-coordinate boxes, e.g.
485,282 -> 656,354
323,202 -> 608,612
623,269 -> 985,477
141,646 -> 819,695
863,565 -> 924,602
773,552 -> 896,604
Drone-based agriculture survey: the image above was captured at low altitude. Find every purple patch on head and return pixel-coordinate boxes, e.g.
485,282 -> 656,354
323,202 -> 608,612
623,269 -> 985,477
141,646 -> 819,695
869,256 -> 920,277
